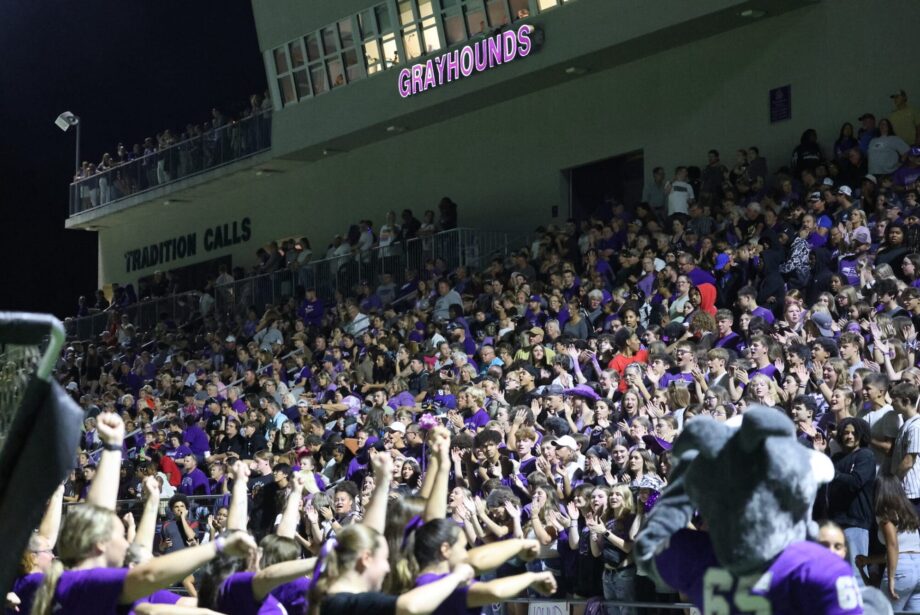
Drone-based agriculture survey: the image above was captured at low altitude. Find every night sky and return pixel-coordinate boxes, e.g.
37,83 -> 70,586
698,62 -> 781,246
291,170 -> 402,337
0,1 -> 266,318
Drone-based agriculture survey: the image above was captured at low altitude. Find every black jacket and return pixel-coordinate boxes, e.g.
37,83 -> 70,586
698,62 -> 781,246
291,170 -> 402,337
826,447 -> 876,530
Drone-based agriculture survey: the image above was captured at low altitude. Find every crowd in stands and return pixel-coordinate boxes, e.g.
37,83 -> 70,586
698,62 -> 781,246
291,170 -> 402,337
17,87 -> 920,614
72,93 -> 272,210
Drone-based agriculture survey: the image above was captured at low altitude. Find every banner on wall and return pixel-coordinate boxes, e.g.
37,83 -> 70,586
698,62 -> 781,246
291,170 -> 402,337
123,217 -> 252,273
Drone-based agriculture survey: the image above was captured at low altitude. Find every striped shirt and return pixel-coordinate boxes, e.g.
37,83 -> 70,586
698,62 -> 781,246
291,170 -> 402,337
892,414 -> 920,498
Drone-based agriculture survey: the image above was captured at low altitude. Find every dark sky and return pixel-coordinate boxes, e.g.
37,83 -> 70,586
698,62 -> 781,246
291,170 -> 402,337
0,1 -> 266,318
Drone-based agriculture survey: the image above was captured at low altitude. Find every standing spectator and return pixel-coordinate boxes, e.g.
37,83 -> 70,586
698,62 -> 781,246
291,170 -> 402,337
700,149 -> 727,199
665,167 -> 694,218
891,382 -> 920,514
642,166 -> 667,220
889,89 -> 920,146
858,113 -> 880,154
868,119 -> 910,176
791,128 -> 824,175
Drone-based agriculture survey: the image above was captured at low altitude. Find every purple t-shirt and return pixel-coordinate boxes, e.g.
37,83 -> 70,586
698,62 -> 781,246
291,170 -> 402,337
655,530 -> 863,614
10,572 -> 42,615
751,306 -> 775,325
179,467 -> 211,496
270,576 -> 310,615
124,589 -> 182,615
26,567 -> 130,615
464,408 -> 490,431
218,571 -> 262,615
415,572 -> 476,615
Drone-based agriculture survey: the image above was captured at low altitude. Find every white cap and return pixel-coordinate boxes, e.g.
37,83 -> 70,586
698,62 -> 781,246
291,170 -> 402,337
388,421 -> 406,434
552,435 -> 578,450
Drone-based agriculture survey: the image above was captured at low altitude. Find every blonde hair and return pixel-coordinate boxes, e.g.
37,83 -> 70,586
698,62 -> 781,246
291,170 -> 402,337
383,496 -> 425,594
307,524 -> 383,615
610,484 -> 636,520
32,505 -> 118,615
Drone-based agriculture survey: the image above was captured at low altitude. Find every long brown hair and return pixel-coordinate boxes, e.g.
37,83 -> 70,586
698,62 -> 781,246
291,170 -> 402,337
31,505 -> 118,615
875,474 -> 920,532
307,524 -> 383,615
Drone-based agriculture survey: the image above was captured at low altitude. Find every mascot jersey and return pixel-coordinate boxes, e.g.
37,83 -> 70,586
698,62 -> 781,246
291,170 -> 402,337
655,529 -> 863,615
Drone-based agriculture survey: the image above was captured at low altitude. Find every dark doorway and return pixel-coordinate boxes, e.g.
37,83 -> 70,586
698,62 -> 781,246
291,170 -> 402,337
138,255 -> 232,298
565,150 -> 644,222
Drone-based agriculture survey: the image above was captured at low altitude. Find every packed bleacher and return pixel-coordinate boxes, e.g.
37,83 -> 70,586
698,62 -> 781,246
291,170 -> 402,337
15,88 -> 920,614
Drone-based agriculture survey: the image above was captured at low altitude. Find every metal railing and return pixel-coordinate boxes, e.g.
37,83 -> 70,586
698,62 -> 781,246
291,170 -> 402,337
64,227 -> 533,339
68,110 -> 272,216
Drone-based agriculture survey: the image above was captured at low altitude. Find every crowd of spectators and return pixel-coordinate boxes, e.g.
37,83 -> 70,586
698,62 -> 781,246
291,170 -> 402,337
72,93 -> 272,210
17,87 -> 920,613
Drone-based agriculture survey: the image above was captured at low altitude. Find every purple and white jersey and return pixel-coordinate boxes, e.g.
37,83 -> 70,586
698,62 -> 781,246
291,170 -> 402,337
655,530 -> 863,614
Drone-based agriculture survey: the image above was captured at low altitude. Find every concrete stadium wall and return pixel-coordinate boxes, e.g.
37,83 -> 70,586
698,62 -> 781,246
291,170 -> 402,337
97,0 -> 920,287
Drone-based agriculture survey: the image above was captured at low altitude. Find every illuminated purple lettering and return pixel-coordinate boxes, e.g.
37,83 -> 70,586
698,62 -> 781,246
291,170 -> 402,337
503,29 -> 517,62
445,49 -> 460,82
398,68 -> 412,98
459,46 -> 474,77
517,25 -> 533,56
488,35 -> 502,68
474,39 -> 488,72
423,59 -> 437,90
411,64 -> 424,94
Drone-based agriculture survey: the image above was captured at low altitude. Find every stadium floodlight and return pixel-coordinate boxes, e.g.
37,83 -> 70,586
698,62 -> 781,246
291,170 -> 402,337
54,111 -> 81,177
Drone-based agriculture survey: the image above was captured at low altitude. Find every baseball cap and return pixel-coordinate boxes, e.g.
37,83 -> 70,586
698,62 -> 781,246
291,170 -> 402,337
822,178 -> 834,187
808,191 -> 823,202
864,174 -> 878,185
387,421 -> 406,434
225,335 -> 236,343
551,435 -> 578,451
297,399 -> 310,408
529,295 -> 542,303
837,185 -> 852,197
653,258 -> 667,272
540,384 -> 565,398
65,381 -> 79,392
811,312 -> 834,337
636,474 -> 666,492
528,326 -> 545,337
852,226 -> 872,244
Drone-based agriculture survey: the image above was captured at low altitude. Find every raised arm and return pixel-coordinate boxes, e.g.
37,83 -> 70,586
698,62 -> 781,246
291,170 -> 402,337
132,477 -> 162,558
467,571 -> 556,607
121,532 -> 257,604
395,564 -> 475,615
424,432 -> 451,521
227,460 -> 251,532
362,451 -> 393,534
88,412 -> 126,511
465,538 -> 539,572
277,473 -> 306,539
251,557 -> 317,601
36,484 -> 65,547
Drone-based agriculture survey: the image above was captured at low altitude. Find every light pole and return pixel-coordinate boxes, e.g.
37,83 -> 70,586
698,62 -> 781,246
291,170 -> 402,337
55,111 -> 81,177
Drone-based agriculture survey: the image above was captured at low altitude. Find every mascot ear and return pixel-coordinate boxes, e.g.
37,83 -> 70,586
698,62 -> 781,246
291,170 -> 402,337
808,448 -> 835,484
736,404 -> 796,453
673,416 -> 731,461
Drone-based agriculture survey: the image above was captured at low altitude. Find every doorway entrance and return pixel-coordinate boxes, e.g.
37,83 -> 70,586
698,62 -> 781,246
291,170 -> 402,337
565,149 -> 644,222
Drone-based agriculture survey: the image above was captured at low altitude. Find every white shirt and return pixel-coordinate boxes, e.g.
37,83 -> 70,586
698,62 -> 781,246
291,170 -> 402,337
667,180 -> 694,215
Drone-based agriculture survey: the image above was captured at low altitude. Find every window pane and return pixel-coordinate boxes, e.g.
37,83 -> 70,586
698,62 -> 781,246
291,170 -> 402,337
328,58 -> 345,88
537,0 -> 559,10
510,0 -> 530,20
311,65 -> 328,95
293,69 -> 311,99
322,27 -> 338,53
364,40 -> 382,74
345,49 -> 363,81
403,26 -> 422,60
339,19 -> 355,48
418,0 -> 434,17
421,17 -> 442,53
306,33 -> 321,61
289,40 -> 305,69
376,3 -> 393,32
442,0 -> 459,7
359,9 -> 377,38
443,13 -> 465,44
398,0 -> 414,25
466,7 -> 487,36
274,48 -> 289,74
487,0 -> 509,26
278,76 -> 295,104
382,33 -> 399,67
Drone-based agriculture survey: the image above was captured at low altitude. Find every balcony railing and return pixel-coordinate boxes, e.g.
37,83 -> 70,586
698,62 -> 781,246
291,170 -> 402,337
64,227 -> 533,340
68,111 -> 272,216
